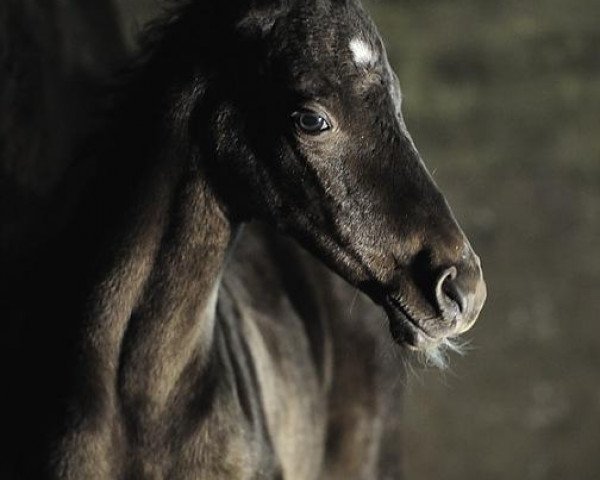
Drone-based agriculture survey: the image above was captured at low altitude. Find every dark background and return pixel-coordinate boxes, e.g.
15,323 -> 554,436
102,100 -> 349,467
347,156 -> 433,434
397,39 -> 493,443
89,0 -> 600,477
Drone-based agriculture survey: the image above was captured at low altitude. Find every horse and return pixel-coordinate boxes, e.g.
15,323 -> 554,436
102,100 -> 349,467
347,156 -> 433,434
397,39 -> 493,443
0,0 -> 486,478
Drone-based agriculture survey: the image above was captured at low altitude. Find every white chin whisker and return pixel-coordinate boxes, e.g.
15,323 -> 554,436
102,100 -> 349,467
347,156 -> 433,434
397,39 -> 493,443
418,337 -> 468,369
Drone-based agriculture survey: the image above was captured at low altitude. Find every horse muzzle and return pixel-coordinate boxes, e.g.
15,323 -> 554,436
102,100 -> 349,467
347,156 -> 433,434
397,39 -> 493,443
383,245 -> 487,350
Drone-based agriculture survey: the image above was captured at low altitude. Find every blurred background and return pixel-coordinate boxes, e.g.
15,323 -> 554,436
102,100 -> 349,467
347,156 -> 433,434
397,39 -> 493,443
3,0 -> 599,478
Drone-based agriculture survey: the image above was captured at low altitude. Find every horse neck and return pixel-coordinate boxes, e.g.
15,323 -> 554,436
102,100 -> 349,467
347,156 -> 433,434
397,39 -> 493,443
66,123 -> 234,416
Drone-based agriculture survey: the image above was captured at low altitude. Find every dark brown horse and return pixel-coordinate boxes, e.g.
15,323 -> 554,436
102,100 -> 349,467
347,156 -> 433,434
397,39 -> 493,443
1,0 -> 485,478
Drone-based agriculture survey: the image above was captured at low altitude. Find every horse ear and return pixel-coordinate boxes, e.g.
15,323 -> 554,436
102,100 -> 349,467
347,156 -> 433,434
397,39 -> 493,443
235,0 -> 289,37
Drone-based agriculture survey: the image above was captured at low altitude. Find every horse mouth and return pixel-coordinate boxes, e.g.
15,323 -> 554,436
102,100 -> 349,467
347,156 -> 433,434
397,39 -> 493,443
384,295 -> 449,350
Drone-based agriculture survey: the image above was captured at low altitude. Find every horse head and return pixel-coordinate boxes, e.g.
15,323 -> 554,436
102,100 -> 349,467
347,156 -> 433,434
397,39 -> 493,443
170,0 -> 486,358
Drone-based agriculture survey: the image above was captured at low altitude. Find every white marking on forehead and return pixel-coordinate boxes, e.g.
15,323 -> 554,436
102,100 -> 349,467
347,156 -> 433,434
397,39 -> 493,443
349,37 -> 377,67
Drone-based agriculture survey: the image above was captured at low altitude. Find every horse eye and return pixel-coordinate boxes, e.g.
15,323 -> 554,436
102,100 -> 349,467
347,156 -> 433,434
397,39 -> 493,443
291,110 -> 331,134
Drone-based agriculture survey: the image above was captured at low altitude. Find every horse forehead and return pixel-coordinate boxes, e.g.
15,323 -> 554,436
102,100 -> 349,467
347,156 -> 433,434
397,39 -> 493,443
280,1 -> 380,57
282,26 -> 384,73
273,4 -> 395,94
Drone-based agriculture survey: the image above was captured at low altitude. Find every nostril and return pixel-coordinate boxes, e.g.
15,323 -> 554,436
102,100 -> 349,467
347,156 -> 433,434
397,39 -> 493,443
442,275 -> 465,313
435,267 -> 466,319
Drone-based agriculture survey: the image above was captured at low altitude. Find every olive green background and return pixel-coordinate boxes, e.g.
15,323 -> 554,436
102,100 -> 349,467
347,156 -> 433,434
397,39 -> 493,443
115,1 -> 600,478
